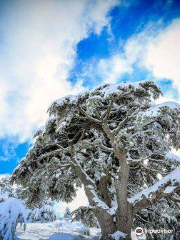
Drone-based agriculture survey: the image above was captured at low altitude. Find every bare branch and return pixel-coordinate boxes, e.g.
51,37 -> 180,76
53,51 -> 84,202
69,146 -> 96,188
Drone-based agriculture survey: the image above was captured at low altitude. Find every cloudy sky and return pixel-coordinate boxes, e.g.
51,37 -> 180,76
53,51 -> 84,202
0,0 -> 180,174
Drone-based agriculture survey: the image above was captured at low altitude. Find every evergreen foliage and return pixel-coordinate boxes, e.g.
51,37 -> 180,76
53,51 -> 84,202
12,81 -> 180,240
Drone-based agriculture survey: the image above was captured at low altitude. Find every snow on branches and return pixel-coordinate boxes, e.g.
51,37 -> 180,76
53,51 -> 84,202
12,81 -> 180,240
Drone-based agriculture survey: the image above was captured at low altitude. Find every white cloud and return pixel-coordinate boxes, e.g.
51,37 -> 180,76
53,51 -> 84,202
84,22 -> 160,84
123,18 -> 180,97
1,1 -> 179,143
97,54 -> 133,83
89,18 -> 180,103
0,0 -> 118,141
145,19 -> 180,90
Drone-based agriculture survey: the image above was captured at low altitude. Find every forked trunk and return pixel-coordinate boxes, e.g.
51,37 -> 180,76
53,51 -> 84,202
96,209 -> 133,240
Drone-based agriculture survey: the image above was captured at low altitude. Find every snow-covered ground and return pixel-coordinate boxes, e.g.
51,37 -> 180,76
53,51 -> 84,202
15,220 -> 141,240
15,220 -> 100,240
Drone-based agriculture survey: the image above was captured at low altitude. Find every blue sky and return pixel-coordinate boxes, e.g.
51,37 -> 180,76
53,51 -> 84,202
0,0 -> 180,174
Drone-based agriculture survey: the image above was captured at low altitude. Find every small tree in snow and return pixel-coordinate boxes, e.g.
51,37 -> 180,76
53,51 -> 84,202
64,207 -> 72,221
0,176 -> 28,240
12,81 -> 180,240
0,176 -> 57,240
0,197 -> 28,240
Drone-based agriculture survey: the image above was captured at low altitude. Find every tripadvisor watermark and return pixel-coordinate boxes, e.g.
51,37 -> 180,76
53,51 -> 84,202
135,227 -> 173,236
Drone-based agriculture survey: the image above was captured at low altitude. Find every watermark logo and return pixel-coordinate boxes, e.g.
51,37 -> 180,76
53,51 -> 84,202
144,229 -> 173,234
135,227 -> 173,236
135,227 -> 144,236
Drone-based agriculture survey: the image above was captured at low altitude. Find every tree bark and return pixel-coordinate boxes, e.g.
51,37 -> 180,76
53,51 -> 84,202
97,176 -> 111,207
97,209 -> 117,240
83,185 -> 118,239
117,202 -> 133,240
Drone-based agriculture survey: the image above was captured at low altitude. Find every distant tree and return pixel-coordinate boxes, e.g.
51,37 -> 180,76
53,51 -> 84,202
12,81 -> 180,239
64,207 -> 72,221
0,176 -> 13,196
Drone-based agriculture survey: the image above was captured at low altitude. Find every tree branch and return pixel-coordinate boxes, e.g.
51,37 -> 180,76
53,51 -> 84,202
69,145 -> 112,213
113,109 -> 138,135
128,168 -> 180,213
34,148 -> 64,162
78,104 -> 101,124
101,100 -> 114,121
99,140 -> 113,153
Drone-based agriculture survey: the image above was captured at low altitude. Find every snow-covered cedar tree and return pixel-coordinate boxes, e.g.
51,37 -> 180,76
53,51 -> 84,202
0,176 -> 28,240
0,197 -> 28,240
12,81 -> 180,240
